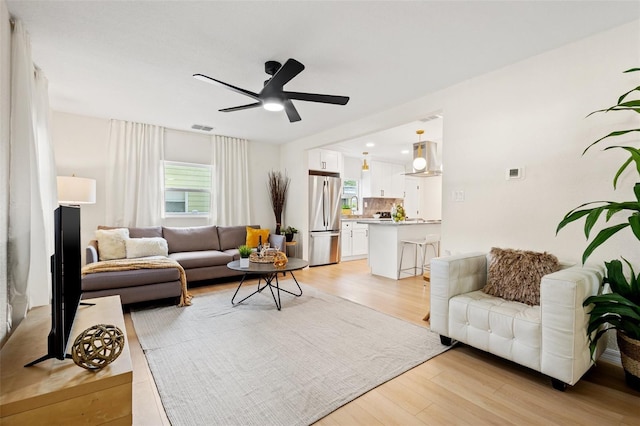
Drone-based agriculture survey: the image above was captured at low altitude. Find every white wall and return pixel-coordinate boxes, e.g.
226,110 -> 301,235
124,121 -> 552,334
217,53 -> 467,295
283,21 -> 640,267
1,0 -> 11,345
439,21 -> 640,266
52,112 -> 109,256
51,111 -> 280,258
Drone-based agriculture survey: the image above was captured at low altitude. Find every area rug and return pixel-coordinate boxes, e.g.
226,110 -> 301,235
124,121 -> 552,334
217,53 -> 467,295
131,281 -> 449,426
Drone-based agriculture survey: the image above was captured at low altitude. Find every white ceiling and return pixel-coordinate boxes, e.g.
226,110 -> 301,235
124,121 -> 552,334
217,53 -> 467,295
6,1 -> 639,149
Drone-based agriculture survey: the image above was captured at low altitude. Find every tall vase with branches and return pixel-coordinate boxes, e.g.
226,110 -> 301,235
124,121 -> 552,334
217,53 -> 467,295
268,170 -> 290,235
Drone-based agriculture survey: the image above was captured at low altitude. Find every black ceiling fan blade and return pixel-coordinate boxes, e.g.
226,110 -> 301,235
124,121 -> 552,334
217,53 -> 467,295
219,102 -> 262,112
283,91 -> 350,105
193,73 -> 260,101
284,100 -> 301,123
261,59 -> 305,93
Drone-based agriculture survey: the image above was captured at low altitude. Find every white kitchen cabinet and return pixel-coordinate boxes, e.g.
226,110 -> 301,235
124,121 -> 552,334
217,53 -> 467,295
341,221 -> 352,257
351,224 -> 369,256
363,161 -> 405,198
404,175 -> 443,220
404,177 -> 421,219
341,221 -> 368,260
309,149 -> 342,173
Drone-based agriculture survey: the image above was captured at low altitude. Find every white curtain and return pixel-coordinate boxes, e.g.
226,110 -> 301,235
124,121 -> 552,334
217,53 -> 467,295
7,20 -> 58,330
106,120 -> 164,227
210,135 -> 251,226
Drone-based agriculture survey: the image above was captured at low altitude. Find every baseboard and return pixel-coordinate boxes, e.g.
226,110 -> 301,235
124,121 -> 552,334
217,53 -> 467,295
600,348 -> 621,366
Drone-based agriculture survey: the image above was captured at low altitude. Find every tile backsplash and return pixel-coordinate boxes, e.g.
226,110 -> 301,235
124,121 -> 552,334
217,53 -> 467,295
363,198 -> 404,216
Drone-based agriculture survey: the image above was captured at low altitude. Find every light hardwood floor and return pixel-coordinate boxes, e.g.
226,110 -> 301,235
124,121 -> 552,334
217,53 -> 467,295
124,260 -> 640,425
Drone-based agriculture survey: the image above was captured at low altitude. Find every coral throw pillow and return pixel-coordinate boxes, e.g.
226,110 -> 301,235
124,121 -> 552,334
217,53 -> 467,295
246,227 -> 270,248
95,228 -> 130,261
482,247 -> 560,306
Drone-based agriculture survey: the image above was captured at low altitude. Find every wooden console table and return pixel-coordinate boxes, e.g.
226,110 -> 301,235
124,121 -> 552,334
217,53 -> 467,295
0,296 -> 132,425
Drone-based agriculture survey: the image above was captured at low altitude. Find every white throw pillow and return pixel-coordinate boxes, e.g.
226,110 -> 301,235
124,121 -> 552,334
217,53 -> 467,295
95,228 -> 129,260
126,237 -> 169,259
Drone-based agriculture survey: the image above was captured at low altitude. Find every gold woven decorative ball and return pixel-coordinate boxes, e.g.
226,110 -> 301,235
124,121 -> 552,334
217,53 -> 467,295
273,251 -> 288,268
71,324 -> 125,370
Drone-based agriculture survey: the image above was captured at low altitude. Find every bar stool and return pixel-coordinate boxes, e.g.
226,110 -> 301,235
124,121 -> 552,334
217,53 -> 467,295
397,234 -> 440,280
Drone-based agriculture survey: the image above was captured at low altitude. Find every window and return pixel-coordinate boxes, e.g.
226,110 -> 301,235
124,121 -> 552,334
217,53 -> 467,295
163,161 -> 212,215
341,179 -> 359,210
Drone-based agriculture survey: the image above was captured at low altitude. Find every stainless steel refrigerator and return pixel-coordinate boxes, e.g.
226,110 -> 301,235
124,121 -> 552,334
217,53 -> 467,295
308,175 -> 341,266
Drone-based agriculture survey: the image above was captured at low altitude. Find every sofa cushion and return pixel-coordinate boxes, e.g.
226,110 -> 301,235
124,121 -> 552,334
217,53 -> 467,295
95,228 -> 129,261
169,250 -> 234,269
82,267 -> 180,291
482,247 -> 560,306
162,226 -> 220,253
218,225 -> 259,251
98,225 -> 162,238
126,237 -> 169,258
223,248 -> 240,261
449,290 -> 541,371
246,226 -> 270,249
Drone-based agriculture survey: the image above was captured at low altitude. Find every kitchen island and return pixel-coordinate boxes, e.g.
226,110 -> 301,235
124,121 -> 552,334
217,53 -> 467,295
359,220 -> 441,280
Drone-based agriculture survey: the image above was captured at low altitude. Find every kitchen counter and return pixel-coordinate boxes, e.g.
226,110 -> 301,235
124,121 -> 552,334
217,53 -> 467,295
356,219 -> 441,225
340,217 -> 389,222
365,220 -> 442,280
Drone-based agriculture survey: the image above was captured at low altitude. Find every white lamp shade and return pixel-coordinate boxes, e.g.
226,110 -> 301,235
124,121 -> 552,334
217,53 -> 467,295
57,176 -> 96,205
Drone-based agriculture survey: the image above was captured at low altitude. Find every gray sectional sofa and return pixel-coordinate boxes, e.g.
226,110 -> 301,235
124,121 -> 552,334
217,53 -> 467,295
82,225 -> 285,304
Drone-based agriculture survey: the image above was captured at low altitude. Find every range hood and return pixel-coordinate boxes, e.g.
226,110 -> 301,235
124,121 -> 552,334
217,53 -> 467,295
405,141 -> 442,177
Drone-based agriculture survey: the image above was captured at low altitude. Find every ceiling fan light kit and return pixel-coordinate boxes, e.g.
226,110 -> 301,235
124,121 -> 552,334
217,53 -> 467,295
194,58 -> 350,123
263,99 -> 284,112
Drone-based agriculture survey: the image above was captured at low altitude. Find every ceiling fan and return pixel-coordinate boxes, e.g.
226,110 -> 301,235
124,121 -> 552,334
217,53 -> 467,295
193,58 -> 350,123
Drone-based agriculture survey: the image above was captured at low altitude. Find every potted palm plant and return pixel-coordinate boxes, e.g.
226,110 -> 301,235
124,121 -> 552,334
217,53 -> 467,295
238,245 -> 252,268
556,68 -> 640,390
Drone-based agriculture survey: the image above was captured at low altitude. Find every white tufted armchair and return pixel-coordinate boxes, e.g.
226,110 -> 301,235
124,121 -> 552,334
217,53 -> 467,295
430,252 -> 606,390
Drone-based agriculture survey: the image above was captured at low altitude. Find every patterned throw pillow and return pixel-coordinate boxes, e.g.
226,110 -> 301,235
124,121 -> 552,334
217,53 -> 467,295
95,228 -> 130,261
482,247 -> 561,306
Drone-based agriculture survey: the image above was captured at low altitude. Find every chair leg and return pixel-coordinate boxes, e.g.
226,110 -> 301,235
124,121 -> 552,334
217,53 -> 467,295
551,378 -> 568,392
440,335 -> 452,346
398,243 -> 406,279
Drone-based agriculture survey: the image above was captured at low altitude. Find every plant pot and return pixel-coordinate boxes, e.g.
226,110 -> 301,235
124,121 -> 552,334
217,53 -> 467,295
617,330 -> 640,391
239,257 -> 250,268
285,233 -> 294,242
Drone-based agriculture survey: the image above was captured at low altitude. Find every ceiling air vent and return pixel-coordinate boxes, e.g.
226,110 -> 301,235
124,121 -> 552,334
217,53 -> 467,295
191,124 -> 214,132
419,114 -> 442,123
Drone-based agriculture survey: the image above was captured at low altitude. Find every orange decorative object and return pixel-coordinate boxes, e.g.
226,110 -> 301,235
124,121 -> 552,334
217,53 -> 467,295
273,251 -> 288,268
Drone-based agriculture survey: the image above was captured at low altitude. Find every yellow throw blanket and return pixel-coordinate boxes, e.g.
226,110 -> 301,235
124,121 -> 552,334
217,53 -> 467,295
82,256 -> 192,306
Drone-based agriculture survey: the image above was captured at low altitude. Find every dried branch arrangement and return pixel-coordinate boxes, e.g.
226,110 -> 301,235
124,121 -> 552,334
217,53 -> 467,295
267,170 -> 290,234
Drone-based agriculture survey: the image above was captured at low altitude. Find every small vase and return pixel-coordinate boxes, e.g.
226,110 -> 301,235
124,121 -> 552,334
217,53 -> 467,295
239,257 -> 250,268
617,331 -> 640,391
285,233 -> 294,242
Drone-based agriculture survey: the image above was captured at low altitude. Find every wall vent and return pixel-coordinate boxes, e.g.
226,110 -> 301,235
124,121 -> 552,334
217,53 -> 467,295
191,124 -> 214,132
419,114 -> 442,123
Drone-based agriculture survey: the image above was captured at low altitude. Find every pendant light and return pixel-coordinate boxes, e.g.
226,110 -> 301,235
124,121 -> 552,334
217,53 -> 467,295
412,130 -> 427,171
362,152 -> 370,171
